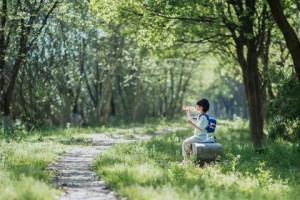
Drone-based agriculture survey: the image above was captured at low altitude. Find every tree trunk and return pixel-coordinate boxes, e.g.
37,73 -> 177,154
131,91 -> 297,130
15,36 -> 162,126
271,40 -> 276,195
1,31 -> 27,130
246,42 -> 264,149
103,87 -> 113,124
267,0 -> 300,88
226,0 -> 265,149
2,115 -> 13,130
71,113 -> 82,127
2,93 -> 12,130
235,44 -> 264,149
261,27 -> 275,120
71,102 -> 81,127
0,0 -> 7,95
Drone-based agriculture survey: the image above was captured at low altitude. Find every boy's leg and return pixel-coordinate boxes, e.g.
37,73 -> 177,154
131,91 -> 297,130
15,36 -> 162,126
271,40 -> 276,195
182,135 -> 201,161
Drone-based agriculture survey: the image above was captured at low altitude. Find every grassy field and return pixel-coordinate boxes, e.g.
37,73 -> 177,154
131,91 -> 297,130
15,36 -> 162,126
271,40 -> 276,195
94,119 -> 300,200
1,119 -> 300,200
0,120 -> 182,200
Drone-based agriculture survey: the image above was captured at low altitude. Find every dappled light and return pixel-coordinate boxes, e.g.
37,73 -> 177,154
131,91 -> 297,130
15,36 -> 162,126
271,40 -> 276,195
1,0 -> 300,199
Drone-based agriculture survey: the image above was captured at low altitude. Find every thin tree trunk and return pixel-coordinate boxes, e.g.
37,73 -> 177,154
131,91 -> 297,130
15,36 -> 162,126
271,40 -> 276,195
2,16 -> 28,129
102,83 -> 113,123
71,103 -> 81,127
0,0 -> 8,96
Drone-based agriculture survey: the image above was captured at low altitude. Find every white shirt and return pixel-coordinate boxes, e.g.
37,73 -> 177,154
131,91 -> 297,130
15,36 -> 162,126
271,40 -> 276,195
193,114 -> 209,141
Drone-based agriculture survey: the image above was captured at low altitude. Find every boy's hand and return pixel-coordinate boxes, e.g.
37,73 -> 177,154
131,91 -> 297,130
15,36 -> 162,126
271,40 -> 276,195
182,105 -> 189,111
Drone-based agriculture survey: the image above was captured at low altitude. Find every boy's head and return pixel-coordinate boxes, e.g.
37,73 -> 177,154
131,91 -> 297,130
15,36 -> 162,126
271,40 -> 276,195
197,98 -> 210,113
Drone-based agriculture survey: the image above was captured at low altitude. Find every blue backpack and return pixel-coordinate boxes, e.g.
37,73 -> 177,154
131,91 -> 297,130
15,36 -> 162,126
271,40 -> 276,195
199,114 -> 217,133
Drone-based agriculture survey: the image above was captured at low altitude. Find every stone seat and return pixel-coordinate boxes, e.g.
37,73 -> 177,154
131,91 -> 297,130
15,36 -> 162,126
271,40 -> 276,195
192,142 -> 222,162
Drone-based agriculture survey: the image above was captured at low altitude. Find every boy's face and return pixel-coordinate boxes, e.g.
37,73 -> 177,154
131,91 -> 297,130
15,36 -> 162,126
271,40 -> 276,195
196,105 -> 203,113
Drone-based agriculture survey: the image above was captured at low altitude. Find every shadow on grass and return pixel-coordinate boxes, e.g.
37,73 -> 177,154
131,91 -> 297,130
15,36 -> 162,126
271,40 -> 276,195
220,137 -> 300,184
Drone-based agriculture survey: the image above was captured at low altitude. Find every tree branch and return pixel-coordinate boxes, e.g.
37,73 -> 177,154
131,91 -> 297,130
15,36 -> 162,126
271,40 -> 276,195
29,1 -> 59,48
125,5 -> 217,24
267,0 -> 300,87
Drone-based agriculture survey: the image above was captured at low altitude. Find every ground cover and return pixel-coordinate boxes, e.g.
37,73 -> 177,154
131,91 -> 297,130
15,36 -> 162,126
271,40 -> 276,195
94,120 -> 300,200
0,140 -> 63,200
0,120 -> 183,200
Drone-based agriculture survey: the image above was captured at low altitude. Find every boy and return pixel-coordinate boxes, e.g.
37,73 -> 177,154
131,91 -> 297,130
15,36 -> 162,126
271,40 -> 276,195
180,98 -> 210,165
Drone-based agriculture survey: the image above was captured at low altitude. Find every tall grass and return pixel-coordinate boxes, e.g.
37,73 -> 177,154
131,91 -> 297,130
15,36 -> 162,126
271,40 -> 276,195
94,120 -> 300,200
0,141 -> 64,200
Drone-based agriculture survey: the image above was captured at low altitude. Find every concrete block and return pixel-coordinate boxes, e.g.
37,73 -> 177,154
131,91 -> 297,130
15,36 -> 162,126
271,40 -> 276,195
192,142 -> 222,161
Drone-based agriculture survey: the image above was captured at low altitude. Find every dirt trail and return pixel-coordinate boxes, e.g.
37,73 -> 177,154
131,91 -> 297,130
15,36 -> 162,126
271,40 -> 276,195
48,128 -> 186,200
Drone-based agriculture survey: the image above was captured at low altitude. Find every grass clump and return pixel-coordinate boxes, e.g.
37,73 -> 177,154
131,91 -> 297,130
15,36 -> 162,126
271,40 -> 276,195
0,174 -> 59,200
0,141 -> 64,200
94,122 -> 300,200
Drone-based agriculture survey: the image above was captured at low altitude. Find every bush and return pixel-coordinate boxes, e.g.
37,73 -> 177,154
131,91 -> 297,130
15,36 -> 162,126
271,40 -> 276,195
267,69 -> 300,141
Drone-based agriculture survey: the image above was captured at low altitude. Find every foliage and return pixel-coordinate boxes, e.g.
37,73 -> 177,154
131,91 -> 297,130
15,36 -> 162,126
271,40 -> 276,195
0,0 -> 59,126
194,56 -> 248,119
0,0 -> 204,129
0,0 -> 299,151
91,0 -> 227,51
267,67 -> 300,141
0,129 -> 28,143
90,0 -> 277,148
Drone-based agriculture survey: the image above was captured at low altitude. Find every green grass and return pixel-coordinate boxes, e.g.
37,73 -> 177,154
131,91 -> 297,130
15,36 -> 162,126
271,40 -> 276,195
94,120 -> 300,200
24,119 -> 182,144
0,141 -> 64,200
0,120 -> 184,199
2,119 -> 299,199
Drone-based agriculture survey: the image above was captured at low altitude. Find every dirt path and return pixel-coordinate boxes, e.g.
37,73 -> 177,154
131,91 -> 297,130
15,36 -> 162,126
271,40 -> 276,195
48,127 -> 186,200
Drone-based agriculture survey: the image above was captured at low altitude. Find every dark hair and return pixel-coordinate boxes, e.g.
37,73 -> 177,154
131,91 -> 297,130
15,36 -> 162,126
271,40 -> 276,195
197,98 -> 210,112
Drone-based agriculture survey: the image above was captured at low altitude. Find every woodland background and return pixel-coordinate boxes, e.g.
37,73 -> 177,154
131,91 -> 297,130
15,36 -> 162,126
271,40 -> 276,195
1,0 -> 300,147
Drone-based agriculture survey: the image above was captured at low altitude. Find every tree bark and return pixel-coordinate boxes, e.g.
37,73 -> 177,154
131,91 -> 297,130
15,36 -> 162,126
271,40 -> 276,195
267,0 -> 300,88
224,0 -> 265,149
245,0 -> 264,149
0,0 -> 8,97
71,103 -> 81,127
246,41 -> 264,149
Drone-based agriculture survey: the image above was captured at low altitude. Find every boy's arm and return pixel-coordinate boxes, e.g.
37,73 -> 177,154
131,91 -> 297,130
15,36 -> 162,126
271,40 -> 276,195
186,111 -> 202,131
185,110 -> 191,120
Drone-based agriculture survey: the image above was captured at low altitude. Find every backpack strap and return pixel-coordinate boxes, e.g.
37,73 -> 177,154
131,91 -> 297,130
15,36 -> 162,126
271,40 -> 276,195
198,114 -> 210,130
195,114 -> 217,143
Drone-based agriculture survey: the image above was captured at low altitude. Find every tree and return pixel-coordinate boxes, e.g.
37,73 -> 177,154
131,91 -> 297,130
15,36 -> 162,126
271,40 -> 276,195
0,0 -> 58,129
266,0 -> 300,88
91,0 -> 272,149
